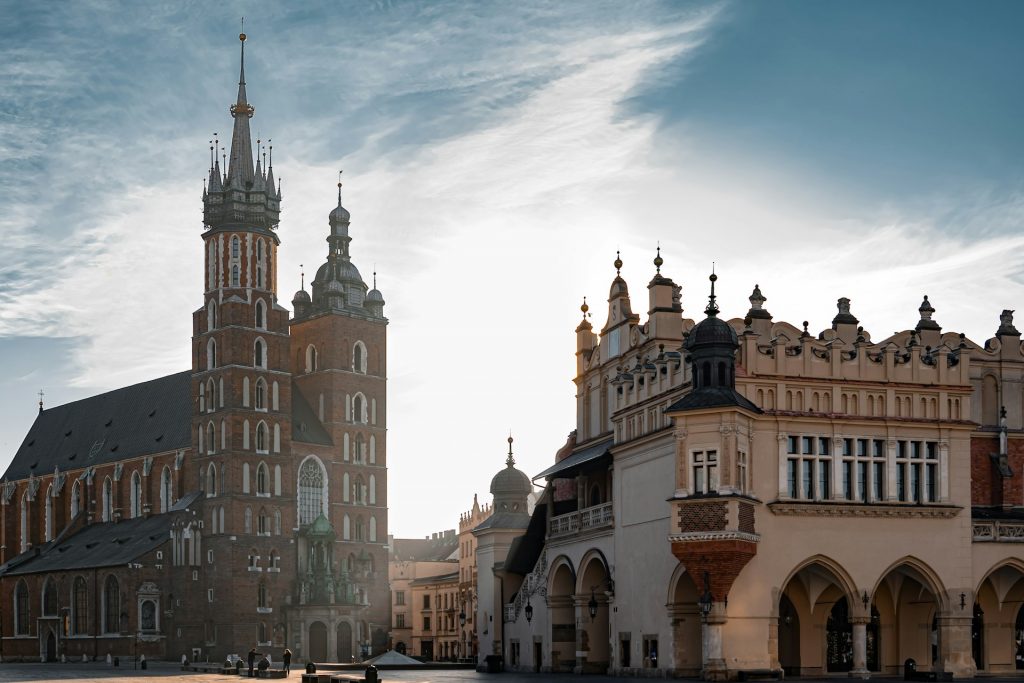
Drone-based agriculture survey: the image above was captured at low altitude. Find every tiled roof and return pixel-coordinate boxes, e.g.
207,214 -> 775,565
390,536 -> 458,562
3,371 -> 193,482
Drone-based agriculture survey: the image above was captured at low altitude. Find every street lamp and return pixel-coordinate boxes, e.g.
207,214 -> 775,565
459,611 -> 466,628
698,571 -> 714,620
588,589 -> 598,620
524,600 -> 533,624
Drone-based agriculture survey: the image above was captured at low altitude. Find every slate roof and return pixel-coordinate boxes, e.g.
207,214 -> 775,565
503,502 -> 547,575
292,383 -> 332,446
409,570 -> 459,586
0,512 -> 179,576
3,371 -> 193,482
665,387 -> 762,414
390,536 -> 458,562
472,510 -> 530,532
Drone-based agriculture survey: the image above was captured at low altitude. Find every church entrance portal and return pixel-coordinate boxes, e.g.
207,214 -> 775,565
337,621 -> 353,662
309,621 -> 327,662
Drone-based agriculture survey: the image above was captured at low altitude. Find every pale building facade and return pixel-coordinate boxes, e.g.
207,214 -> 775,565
492,251 -> 1024,679
388,532 -> 458,660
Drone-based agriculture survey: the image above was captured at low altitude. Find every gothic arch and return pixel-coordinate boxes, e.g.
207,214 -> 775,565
575,548 -> 612,595
871,556 -> 949,610
974,557 -> 1024,595
255,298 -> 267,329
547,554 -> 576,596
297,455 -> 328,525
778,554 -> 859,614
254,337 -> 267,369
353,340 -> 367,373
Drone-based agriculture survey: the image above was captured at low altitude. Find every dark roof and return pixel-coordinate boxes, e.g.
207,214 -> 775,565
291,383 -> 333,446
533,438 -> 613,481
0,512 -> 178,576
3,371 -> 192,482
390,536 -> 458,562
472,510 -> 531,532
666,387 -> 762,414
973,506 -> 1024,521
409,571 -> 459,586
503,503 -> 547,575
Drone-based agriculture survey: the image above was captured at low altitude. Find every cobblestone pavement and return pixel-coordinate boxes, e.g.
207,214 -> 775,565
1,663 -> 1024,683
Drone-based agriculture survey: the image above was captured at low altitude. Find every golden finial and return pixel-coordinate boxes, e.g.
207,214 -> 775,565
240,16 -> 246,42
654,242 -> 663,274
581,296 -> 590,318
506,433 -> 515,467
614,250 -> 623,275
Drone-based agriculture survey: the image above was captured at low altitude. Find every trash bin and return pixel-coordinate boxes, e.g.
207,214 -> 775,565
365,664 -> 379,683
904,658 -> 917,681
484,655 -> 502,673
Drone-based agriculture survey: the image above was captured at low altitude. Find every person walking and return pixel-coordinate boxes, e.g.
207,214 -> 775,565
248,648 -> 258,678
283,648 -> 292,676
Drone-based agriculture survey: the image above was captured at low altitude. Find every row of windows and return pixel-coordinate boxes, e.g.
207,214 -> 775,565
200,376 -> 281,414
303,341 -> 368,375
22,467 -> 174,552
784,437 -> 941,503
204,337 -> 269,372
12,575 -> 148,637
207,234 -> 272,291
754,387 -> 960,420
206,297 -> 270,333
199,419 -> 281,456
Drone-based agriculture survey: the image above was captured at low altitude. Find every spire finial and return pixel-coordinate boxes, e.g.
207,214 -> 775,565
300,264 -> 304,291
654,242 -> 663,274
267,139 -> 272,168
337,170 -> 343,206
38,389 -> 44,414
581,296 -> 590,319
705,265 -> 719,317
373,267 -> 377,290
506,434 -> 515,467
614,250 -> 623,276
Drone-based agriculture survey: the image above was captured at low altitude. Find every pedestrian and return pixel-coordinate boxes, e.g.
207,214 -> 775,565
282,648 -> 292,676
248,647 -> 257,678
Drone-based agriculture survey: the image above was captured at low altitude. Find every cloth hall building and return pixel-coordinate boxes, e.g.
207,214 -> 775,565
0,35 -> 389,664
484,253 -> 1024,679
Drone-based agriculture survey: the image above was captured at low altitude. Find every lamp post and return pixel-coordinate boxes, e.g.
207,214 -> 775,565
588,589 -> 598,621
524,600 -> 533,624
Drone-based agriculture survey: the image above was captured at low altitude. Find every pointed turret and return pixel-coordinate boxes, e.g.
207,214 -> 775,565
226,32 -> 255,186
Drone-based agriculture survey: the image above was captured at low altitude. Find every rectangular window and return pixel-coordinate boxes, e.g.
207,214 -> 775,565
707,451 -> 718,492
857,439 -> 868,457
857,462 -> 868,502
787,436 -> 799,454
842,461 -> 853,500
802,436 -> 813,455
423,616 -> 431,631
912,441 -> 922,459
872,462 -> 884,500
873,439 -> 885,458
395,591 -> 405,606
802,460 -> 813,499
736,452 -> 747,494
896,464 -> 906,501
396,613 -> 406,628
843,438 -> 853,457
926,442 -> 937,460
898,441 -> 907,459
910,463 -> 921,503
818,438 -> 831,456
423,595 -> 430,609
818,460 -> 831,500
643,635 -> 659,668
692,451 -> 718,494
926,463 -> 937,502
207,589 -> 214,603
787,459 -> 798,498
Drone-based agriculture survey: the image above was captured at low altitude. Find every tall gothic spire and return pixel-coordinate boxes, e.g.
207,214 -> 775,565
227,32 -> 255,187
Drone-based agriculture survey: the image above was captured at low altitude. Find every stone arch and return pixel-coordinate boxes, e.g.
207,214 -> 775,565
870,556 -> 948,610
779,555 -> 859,612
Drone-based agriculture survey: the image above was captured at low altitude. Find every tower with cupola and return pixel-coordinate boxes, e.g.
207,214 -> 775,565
287,179 -> 390,659
191,32 -> 294,651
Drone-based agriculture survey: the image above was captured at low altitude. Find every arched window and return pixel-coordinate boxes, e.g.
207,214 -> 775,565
207,422 -> 215,454
15,579 -> 29,635
71,480 -> 81,520
207,300 -> 216,331
199,382 -> 205,412
256,463 -> 269,495
140,599 -> 157,632
256,240 -> 265,289
44,485 -> 53,541
298,457 -> 327,526
343,473 -> 350,503
103,575 -> 120,634
244,506 -> 253,534
20,490 -> 29,552
207,337 -> 217,370
42,577 -> 58,616
353,341 -> 366,373
354,434 -> 364,463
256,421 -> 268,453
354,516 -> 365,541
102,477 -> 112,521
231,264 -> 240,287
207,463 -> 217,497
73,576 -> 88,635
343,514 -> 351,540
369,516 -> 377,542
130,471 -> 142,518
354,476 -> 365,504
254,338 -> 266,369
258,582 -> 268,608
270,549 -> 280,569
206,378 -> 215,412
258,507 -> 269,535
274,508 -> 282,535
369,474 -> 376,505
306,345 -> 318,373
255,299 -> 266,329
231,235 -> 240,258
255,378 -> 267,410
353,393 -> 365,424
160,466 -> 173,513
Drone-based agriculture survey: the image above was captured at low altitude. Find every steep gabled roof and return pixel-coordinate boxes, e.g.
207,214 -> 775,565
291,382 -> 332,446
3,371 -> 192,482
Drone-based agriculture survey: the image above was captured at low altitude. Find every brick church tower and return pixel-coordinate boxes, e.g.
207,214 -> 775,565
192,32 -> 295,649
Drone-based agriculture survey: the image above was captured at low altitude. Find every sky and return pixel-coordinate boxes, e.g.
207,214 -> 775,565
1,0 -> 1022,539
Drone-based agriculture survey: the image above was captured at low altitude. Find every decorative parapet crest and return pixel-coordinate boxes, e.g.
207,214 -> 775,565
669,530 -> 761,544
768,502 -> 961,519
175,450 -> 185,471
52,466 -> 67,495
143,457 -> 154,476
113,463 -> 124,481
973,520 -> 1024,542
27,475 -> 40,500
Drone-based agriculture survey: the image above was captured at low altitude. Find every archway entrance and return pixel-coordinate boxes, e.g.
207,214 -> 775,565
976,563 -> 1024,672
779,561 -> 855,676
873,562 -> 942,673
548,561 -> 576,672
44,629 -> 56,662
578,554 -> 611,674
337,621 -> 353,662
668,568 -> 702,675
309,621 -> 327,662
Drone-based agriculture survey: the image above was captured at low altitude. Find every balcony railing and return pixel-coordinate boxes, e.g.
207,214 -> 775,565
548,502 -> 613,539
973,520 -> 1024,542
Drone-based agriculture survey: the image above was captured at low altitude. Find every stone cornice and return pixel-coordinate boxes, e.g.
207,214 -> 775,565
768,501 -> 962,519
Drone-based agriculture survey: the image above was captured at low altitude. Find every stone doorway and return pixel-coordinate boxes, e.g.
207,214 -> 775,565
309,621 -> 327,662
337,621 -> 353,662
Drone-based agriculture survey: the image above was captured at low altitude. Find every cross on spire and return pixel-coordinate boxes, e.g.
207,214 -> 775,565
37,389 -> 44,413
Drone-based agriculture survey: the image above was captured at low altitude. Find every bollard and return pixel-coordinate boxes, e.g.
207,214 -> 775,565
365,664 -> 379,683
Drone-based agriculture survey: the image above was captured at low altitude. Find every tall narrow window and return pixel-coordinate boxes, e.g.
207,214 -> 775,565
736,452 -> 747,494
692,450 -> 718,494
71,480 -> 81,519
353,342 -> 366,374
44,485 -> 53,541
130,471 -> 142,518
298,457 -> 327,525
73,576 -> 88,635
231,235 -> 240,258
256,240 -> 265,289
104,575 -> 120,634
257,463 -> 269,495
15,579 -> 29,635
255,339 -> 266,369
256,422 -> 268,453
207,422 -> 216,455
244,506 -> 253,534
255,299 -> 266,329
160,466 -> 173,513
306,345 -> 317,373
207,300 -> 216,331
207,463 -> 217,497
255,379 -> 267,410
103,477 -> 112,521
